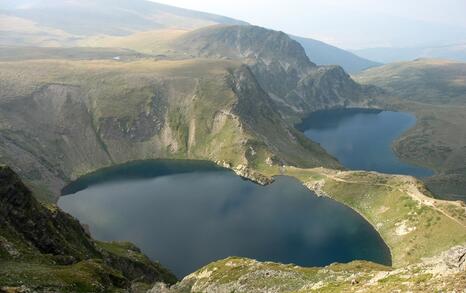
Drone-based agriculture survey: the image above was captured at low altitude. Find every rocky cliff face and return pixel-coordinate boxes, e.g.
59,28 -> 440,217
0,165 -> 176,291
0,57 -> 340,200
0,165 -> 98,261
174,25 -> 379,119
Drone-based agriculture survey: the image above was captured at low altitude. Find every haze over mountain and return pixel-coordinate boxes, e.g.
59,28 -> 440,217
0,0 -> 246,36
353,43 -> 466,63
291,35 -> 381,73
0,0 -> 379,73
152,0 -> 466,50
149,0 -> 466,65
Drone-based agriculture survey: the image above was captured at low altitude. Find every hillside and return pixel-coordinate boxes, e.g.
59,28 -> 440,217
0,165 -> 176,291
0,0 -> 246,46
291,35 -> 381,73
0,46 -> 146,61
0,25 -> 381,201
356,59 -> 466,105
0,55 -> 343,201
355,59 -> 466,199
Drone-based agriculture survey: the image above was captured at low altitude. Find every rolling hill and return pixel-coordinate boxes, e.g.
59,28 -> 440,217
0,0 -> 246,35
356,59 -> 466,105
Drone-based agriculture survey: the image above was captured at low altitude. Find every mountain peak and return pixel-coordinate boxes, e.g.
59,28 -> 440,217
174,25 -> 315,68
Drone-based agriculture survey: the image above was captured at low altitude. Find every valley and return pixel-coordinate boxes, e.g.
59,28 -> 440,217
0,1 -> 465,292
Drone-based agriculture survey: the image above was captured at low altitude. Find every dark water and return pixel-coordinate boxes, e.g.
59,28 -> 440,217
59,160 -> 391,277
298,109 -> 433,177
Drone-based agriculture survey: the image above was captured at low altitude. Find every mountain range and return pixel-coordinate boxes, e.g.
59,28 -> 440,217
1,0 -> 466,292
0,0 -> 379,73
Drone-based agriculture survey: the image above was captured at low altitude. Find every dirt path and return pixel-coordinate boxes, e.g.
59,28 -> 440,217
319,171 -> 466,228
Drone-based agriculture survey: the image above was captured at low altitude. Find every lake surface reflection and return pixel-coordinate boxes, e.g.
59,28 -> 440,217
59,160 -> 391,277
298,109 -> 433,177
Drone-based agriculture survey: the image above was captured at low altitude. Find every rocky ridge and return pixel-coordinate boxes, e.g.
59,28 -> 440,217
173,25 -> 380,120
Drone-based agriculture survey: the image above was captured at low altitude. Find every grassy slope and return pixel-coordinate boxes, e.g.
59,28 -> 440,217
78,29 -> 188,55
356,59 -> 466,105
355,59 -> 466,199
0,0 -> 246,47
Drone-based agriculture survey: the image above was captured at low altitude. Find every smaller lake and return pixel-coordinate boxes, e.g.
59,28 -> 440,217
298,109 -> 433,177
59,160 -> 391,277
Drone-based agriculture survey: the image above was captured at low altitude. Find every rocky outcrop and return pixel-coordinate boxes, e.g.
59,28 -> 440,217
0,165 -> 98,261
0,165 -> 176,291
232,164 -> 274,185
174,25 -> 379,118
438,246 -> 466,272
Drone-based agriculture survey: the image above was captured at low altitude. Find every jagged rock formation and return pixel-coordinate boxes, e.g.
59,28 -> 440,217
0,165 -> 176,291
173,25 -> 379,119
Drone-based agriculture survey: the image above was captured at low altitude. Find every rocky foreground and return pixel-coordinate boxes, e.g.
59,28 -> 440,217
2,160 -> 466,292
150,246 -> 466,293
0,165 -> 176,292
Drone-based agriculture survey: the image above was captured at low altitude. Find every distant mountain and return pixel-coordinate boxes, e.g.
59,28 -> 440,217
353,43 -> 466,63
291,35 -> 381,73
1,0 -> 380,73
0,0 -> 247,46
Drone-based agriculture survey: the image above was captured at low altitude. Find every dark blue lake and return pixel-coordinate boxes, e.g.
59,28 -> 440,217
58,160 -> 391,277
298,109 -> 433,177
